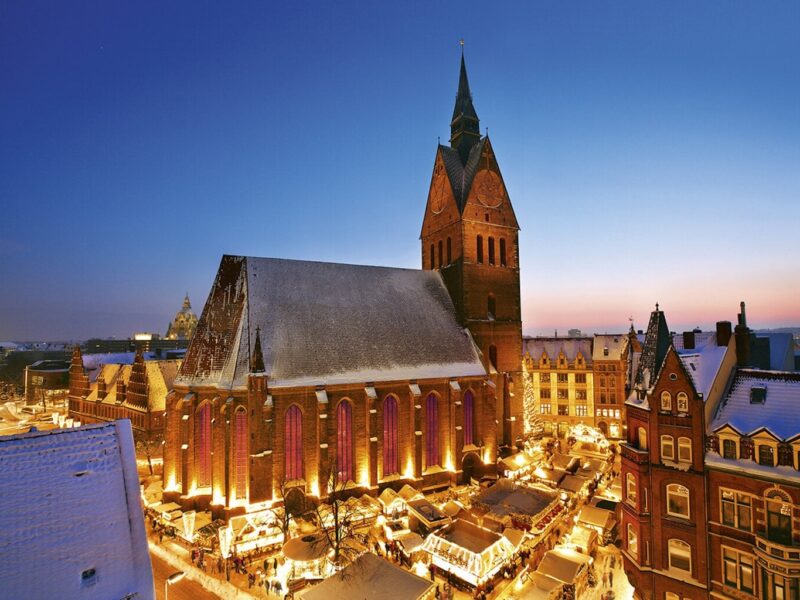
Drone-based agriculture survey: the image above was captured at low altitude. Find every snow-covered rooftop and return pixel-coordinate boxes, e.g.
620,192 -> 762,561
677,335 -> 728,400
81,351 -> 157,382
177,255 -> 487,389
298,552 -> 434,600
711,369 -> 800,440
0,421 -> 153,599
523,337 -> 593,365
592,334 -> 627,361
85,360 -> 180,411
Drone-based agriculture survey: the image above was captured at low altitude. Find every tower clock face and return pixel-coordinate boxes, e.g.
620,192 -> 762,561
431,165 -> 446,214
475,170 -> 504,208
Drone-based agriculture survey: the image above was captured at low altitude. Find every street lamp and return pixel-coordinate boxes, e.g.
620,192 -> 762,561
165,571 -> 185,600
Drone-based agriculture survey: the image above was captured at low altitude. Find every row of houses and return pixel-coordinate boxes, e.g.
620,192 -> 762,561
620,303 -> 800,600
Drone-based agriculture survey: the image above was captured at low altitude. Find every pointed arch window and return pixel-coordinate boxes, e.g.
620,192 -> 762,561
463,390 -> 475,447
476,235 -> 484,264
446,237 -> 452,264
438,240 -> 443,268
429,244 -> 435,270
196,402 -> 212,488
487,295 -> 496,319
425,393 -> 440,468
488,237 -> 496,265
489,345 -> 498,372
336,400 -> 354,482
285,405 -> 303,481
499,238 -> 507,266
383,395 -> 399,476
234,406 -> 248,500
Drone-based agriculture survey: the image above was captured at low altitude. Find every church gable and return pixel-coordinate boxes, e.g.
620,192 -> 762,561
462,137 -> 519,229
420,147 -> 461,240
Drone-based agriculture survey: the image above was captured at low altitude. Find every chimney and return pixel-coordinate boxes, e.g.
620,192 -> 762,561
682,331 -> 696,350
716,321 -> 732,347
97,375 -> 107,400
734,301 -> 751,367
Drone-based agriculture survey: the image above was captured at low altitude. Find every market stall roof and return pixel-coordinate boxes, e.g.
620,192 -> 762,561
558,475 -> 589,494
442,500 -> 466,518
499,452 -> 533,472
433,519 -> 503,555
398,484 -> 423,502
476,479 -> 556,519
551,454 -> 578,472
298,553 -> 435,600
153,502 -> 182,515
407,498 -> 450,527
503,528 -> 526,551
536,549 -> 590,585
569,526 -> 597,553
283,534 -> 330,562
395,532 -> 425,553
379,487 -> 399,507
577,505 -> 616,531
537,467 -> 566,485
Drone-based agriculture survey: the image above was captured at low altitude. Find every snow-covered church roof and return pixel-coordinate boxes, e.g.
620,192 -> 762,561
0,421 -> 153,600
177,255 -> 487,389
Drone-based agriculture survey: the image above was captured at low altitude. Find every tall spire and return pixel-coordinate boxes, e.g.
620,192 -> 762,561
450,44 -> 481,164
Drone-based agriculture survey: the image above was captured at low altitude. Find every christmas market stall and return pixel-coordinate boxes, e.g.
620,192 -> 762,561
230,509 -> 284,554
531,548 -> 591,598
298,553 -> 436,600
407,497 -> 451,534
421,519 -> 515,588
576,505 -> 617,544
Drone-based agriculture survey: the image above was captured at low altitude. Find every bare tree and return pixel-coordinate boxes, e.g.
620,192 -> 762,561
311,457 -> 366,567
268,474 -> 297,542
135,428 -> 163,477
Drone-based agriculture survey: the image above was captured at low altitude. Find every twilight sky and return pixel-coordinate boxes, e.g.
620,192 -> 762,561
1,2 -> 798,341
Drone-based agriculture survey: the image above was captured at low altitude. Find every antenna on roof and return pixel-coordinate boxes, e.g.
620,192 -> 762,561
655,302 -> 660,312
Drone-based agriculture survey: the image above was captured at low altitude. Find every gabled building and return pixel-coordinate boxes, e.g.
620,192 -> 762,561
162,53 -> 522,518
523,336 -> 594,438
593,333 -> 633,439
620,305 -> 733,600
68,346 -> 179,438
706,369 -> 800,600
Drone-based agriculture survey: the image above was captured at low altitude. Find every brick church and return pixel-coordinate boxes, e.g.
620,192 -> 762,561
163,53 -> 523,517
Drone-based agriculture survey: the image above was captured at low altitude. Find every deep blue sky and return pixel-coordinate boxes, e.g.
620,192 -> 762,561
1,2 -> 798,340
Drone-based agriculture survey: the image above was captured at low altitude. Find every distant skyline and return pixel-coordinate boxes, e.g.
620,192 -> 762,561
1,2 -> 798,340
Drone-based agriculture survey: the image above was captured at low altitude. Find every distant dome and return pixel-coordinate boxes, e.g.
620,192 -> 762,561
165,294 -> 198,340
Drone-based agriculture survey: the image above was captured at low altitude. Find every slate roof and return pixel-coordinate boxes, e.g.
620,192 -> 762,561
439,138 -> 486,212
177,255 -> 486,389
452,53 -> 479,123
85,360 -> 180,411
523,337 -> 594,365
632,307 -> 671,391
711,369 -> 800,440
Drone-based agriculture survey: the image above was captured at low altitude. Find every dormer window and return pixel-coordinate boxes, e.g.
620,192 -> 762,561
603,346 -> 609,357
750,386 -> 767,404
722,438 -> 737,459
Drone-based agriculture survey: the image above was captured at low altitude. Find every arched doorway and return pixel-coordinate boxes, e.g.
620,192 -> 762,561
598,421 -> 608,437
461,453 -> 479,485
284,487 -> 306,517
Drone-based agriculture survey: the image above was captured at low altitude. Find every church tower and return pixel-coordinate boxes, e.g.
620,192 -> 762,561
421,50 -> 523,446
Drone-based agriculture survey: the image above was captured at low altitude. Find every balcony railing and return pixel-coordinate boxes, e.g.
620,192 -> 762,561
621,443 -> 649,465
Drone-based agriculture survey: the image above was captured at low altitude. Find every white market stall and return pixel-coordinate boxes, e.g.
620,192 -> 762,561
421,519 -> 515,588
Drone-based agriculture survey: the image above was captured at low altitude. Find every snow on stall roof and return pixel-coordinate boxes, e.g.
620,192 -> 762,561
178,255 -> 486,389
298,553 -> 434,600
711,369 -> 800,440
432,519 -> 503,554
0,421 -> 153,599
